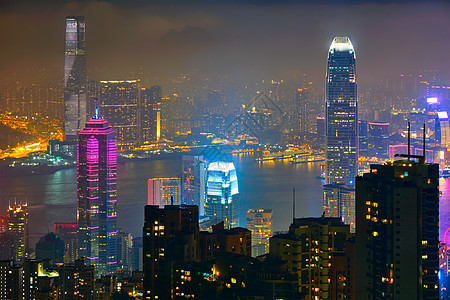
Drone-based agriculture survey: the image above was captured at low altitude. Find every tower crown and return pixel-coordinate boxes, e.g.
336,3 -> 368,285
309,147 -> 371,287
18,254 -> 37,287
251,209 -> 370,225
329,36 -> 355,55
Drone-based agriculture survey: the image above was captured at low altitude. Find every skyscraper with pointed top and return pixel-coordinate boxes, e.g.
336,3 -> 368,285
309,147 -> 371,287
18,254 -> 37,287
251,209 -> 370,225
65,16 -> 87,140
77,102 -> 117,276
323,37 -> 357,232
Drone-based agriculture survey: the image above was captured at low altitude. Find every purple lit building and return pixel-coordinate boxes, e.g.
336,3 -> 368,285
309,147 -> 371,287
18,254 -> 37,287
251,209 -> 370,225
77,106 -> 117,276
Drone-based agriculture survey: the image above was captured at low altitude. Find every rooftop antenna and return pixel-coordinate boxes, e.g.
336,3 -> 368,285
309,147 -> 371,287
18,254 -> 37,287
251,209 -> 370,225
94,98 -> 100,119
407,121 -> 411,161
293,187 -> 296,222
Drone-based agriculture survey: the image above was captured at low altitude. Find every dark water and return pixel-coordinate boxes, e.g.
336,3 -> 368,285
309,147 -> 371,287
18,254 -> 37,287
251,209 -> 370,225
3,155 -> 448,247
0,155 -> 324,246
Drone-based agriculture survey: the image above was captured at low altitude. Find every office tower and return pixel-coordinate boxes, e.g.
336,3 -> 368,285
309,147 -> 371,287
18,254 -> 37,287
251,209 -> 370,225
77,107 -> 117,276
8,203 -> 28,263
99,80 -> 139,148
131,237 -> 143,272
325,36 -> 358,185
204,161 -> 239,228
368,122 -> 390,158
147,178 -> 181,207
87,80 -> 99,118
206,90 -> 224,115
0,260 -> 23,300
141,86 -> 161,142
323,183 -> 356,232
35,232 -> 64,263
143,205 -> 199,300
358,120 -> 368,156
54,222 -> 78,263
116,230 -> 133,270
182,155 -> 206,214
269,217 -> 350,299
355,158 -> 439,299
296,88 -> 309,134
64,16 -> 87,140
246,209 -> 273,257
436,111 -> 450,148
316,116 -> 326,147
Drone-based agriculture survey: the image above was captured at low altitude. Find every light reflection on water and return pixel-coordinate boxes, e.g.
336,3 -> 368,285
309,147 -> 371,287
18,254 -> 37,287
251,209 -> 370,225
0,157 -> 324,246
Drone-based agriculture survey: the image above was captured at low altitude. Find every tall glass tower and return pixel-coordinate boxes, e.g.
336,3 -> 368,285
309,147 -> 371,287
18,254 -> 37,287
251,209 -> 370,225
204,162 -> 239,228
65,16 -> 87,140
324,37 -> 357,232
77,106 -> 117,277
325,36 -> 357,186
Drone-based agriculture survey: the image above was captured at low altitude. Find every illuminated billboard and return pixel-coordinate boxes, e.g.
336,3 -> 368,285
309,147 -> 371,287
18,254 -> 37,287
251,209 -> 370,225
427,97 -> 438,104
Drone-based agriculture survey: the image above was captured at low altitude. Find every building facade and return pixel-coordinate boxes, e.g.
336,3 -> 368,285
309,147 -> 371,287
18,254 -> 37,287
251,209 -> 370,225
141,86 -> 161,142
205,162 -> 239,228
355,159 -> 439,299
77,109 -> 118,276
8,203 -> 28,263
325,36 -> 358,186
182,155 -> 207,214
147,177 -> 181,207
64,16 -> 87,140
246,209 -> 273,257
99,80 -> 139,148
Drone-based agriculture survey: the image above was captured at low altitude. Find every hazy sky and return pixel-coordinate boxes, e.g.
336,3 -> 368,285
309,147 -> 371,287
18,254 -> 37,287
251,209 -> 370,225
1,0 -> 450,88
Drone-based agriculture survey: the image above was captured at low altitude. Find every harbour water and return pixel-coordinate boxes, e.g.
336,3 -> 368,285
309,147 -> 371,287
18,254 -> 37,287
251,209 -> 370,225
0,155 -> 448,247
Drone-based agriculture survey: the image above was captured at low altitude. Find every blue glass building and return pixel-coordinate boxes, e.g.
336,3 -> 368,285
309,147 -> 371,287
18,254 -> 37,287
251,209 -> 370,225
204,162 -> 239,228
325,37 -> 358,186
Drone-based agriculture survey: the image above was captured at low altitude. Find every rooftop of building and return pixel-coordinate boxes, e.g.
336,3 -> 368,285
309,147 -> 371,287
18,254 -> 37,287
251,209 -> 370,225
329,36 -> 355,53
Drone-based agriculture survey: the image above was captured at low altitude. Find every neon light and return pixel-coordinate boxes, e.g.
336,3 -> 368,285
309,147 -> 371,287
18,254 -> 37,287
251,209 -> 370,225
438,111 -> 448,119
427,97 -> 438,104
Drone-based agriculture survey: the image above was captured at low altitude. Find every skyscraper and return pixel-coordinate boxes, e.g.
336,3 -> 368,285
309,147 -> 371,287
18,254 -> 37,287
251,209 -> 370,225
325,36 -> 358,186
204,162 -> 239,228
355,158 -> 439,299
77,106 -> 117,277
246,209 -> 273,257
99,80 -> 140,148
64,16 -> 87,140
324,37 -> 357,230
182,155 -> 206,214
296,88 -> 309,135
141,86 -> 161,142
8,203 -> 28,263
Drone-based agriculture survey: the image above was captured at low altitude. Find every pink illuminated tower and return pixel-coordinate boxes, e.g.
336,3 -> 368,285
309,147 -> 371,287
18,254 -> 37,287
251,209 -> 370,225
77,102 -> 117,276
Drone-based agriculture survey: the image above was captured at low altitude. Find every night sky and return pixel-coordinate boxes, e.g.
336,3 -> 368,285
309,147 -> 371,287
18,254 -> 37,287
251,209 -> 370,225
1,0 -> 450,88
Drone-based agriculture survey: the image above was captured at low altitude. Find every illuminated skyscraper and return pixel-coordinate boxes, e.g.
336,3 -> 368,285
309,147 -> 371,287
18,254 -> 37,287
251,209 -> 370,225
204,162 -> 239,228
325,36 -> 358,186
436,111 -> 450,148
324,37 -> 357,230
7,203 -> 28,263
296,88 -> 309,134
99,80 -> 140,148
64,16 -> 87,140
77,105 -> 117,276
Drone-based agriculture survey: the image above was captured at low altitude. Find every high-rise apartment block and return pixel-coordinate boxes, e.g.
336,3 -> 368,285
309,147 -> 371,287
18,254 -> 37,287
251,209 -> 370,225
147,178 -> 181,207
99,80 -> 139,148
64,16 -> 87,140
8,203 -> 28,263
355,158 -> 439,299
54,222 -> 78,263
205,162 -> 239,228
323,183 -> 355,232
246,209 -> 273,257
143,205 -> 199,300
270,217 -> 350,299
77,108 -> 118,276
182,155 -> 207,214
